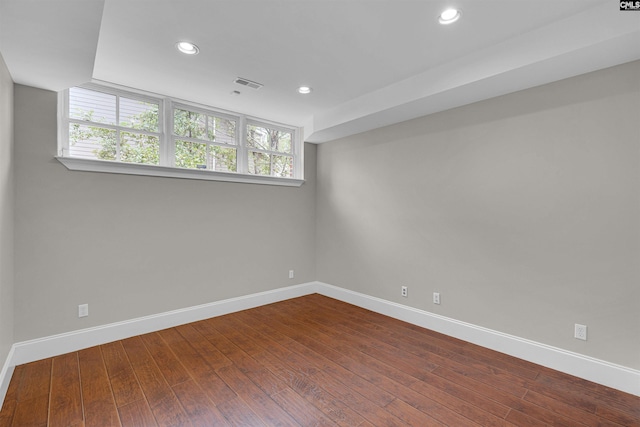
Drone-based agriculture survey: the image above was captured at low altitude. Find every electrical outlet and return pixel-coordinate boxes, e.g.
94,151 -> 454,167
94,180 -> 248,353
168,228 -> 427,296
289,270 -> 294,279
574,324 -> 587,341
401,286 -> 408,297
78,304 -> 88,318
433,292 -> 441,305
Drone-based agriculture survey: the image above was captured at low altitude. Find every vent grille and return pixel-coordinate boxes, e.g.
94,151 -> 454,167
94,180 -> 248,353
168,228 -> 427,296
234,77 -> 263,90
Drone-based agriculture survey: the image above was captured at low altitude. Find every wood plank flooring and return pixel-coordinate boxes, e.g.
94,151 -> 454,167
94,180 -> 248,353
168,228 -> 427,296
1,294 -> 638,426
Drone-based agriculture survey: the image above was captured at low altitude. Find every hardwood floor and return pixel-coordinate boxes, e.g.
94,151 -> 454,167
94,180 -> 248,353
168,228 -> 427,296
1,294 -> 638,426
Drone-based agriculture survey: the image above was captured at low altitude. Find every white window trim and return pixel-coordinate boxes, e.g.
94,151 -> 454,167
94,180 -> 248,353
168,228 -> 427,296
55,156 -> 304,186
57,83 -> 304,187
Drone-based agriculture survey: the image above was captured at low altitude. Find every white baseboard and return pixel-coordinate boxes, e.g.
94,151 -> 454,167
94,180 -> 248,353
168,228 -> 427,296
0,346 -> 15,407
315,282 -> 640,397
1,280 -> 638,406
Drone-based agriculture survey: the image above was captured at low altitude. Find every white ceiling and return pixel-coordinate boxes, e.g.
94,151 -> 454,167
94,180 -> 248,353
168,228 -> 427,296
1,0 -> 639,143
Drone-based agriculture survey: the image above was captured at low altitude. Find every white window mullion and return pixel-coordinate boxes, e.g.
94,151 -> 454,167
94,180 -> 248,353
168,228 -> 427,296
115,129 -> 121,161
270,154 -> 275,177
115,95 -> 121,161
238,116 -> 248,174
58,90 -> 70,157
293,127 -> 303,180
162,99 -> 173,167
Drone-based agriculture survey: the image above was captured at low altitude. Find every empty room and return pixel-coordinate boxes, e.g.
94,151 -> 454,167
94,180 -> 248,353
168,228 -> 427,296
0,0 -> 639,425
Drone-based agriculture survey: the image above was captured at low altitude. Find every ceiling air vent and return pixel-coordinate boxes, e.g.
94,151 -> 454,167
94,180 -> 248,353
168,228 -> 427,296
234,77 -> 263,90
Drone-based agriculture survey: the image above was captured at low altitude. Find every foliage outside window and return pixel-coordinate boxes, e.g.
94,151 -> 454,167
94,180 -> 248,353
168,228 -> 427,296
60,84 -> 302,185
247,123 -> 294,178
173,107 -> 238,173
68,87 -> 161,165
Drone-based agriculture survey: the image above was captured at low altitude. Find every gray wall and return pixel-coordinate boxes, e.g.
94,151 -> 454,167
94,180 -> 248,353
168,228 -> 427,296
8,61 -> 640,372
0,53 -> 14,365
316,61 -> 640,369
14,84 -> 316,341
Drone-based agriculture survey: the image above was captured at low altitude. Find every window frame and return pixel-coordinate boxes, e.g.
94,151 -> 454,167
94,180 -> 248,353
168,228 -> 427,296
245,119 -> 296,178
57,82 -> 304,187
171,103 -> 240,172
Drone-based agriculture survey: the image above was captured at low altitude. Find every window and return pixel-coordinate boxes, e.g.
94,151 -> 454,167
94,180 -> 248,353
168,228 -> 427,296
58,84 -> 303,186
67,87 -> 161,165
247,122 -> 294,178
173,107 -> 237,172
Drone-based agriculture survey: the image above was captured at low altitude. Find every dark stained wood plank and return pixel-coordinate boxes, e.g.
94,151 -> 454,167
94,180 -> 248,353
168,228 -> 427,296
78,346 -> 121,427
15,359 -> 51,402
0,396 -> 16,427
101,341 -> 145,408
523,390 -> 624,427
192,319 -> 289,397
10,396 -> 49,427
49,352 -> 84,427
139,332 -> 190,387
120,336 -> 190,427
11,359 -> 51,427
310,369 -> 411,427
595,404 -> 640,427
383,398 -> 445,426
537,364 -> 638,406
536,372 -> 640,419
117,398 -> 157,427
407,377 -> 511,425
430,365 -> 525,409
214,396 -> 267,427
505,408 -> 550,427
229,344 -> 365,427
174,324 -> 232,371
270,387 -> 337,427
171,379 -> 230,427
216,364 -> 300,426
0,365 -> 23,427
156,327 -> 236,404
507,393 -> 586,427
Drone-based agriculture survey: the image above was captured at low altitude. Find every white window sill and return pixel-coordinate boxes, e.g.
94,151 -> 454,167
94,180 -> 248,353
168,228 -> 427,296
56,157 -> 305,187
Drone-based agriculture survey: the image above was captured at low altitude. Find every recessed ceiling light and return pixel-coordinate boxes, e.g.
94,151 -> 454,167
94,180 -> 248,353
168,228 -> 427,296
176,41 -> 199,55
298,86 -> 312,94
439,8 -> 461,25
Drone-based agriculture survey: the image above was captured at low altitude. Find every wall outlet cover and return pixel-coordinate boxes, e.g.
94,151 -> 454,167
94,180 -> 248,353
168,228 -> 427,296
574,324 -> 587,341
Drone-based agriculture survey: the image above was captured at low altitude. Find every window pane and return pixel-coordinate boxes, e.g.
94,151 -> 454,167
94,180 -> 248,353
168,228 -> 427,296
247,151 -> 270,175
273,130 -> 292,154
174,109 -> 207,140
175,140 -> 207,169
210,146 -> 237,172
121,132 -> 159,165
120,98 -> 159,132
69,87 -> 116,125
68,123 -> 116,160
247,125 -> 291,154
246,125 -> 270,151
272,155 -> 293,178
209,116 -> 236,145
